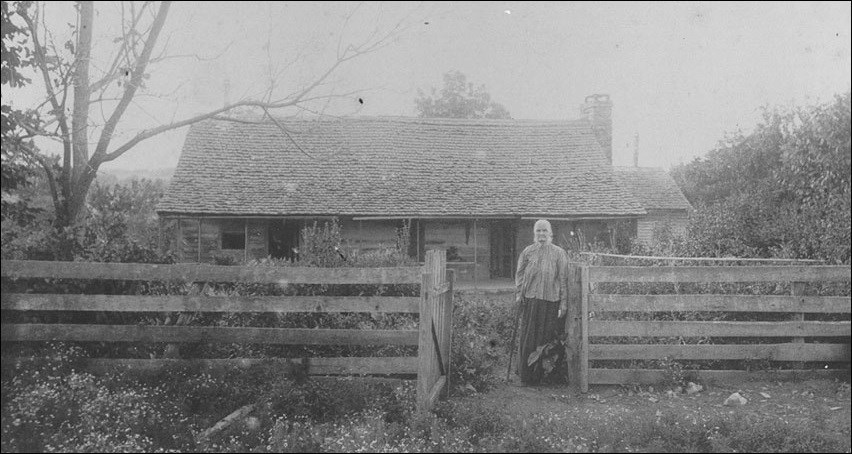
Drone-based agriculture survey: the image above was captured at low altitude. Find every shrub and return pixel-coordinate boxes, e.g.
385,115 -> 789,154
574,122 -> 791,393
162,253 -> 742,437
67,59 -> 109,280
450,293 -> 515,393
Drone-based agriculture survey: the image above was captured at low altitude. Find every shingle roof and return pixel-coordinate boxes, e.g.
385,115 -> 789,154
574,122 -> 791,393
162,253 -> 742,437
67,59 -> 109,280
613,166 -> 693,211
157,116 -> 647,217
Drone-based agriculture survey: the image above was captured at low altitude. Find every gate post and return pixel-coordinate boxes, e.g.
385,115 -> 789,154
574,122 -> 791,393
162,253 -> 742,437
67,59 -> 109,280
566,263 -> 584,394
580,265 -> 589,393
417,271 -> 433,412
417,249 -> 447,412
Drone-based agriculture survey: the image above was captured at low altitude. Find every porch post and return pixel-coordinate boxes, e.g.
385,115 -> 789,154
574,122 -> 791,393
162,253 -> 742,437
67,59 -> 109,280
473,218 -> 478,289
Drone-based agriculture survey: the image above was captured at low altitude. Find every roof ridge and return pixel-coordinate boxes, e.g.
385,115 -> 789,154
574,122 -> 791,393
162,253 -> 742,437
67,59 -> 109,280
201,115 -> 590,127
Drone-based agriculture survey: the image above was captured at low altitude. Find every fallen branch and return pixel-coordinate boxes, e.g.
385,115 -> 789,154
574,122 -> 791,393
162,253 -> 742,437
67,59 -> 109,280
195,403 -> 257,443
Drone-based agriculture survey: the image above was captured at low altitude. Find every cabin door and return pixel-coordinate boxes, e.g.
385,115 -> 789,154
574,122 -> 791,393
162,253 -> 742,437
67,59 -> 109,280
489,220 -> 516,279
268,220 -> 301,261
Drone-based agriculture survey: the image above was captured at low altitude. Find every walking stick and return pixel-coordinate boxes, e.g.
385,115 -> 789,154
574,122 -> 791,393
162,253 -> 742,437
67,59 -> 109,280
506,292 -> 523,381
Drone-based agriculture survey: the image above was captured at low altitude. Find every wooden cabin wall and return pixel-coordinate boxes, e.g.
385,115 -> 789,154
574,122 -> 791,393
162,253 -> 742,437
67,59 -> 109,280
339,219 -> 401,253
423,219 -> 489,282
637,209 -> 689,245
247,219 -> 268,260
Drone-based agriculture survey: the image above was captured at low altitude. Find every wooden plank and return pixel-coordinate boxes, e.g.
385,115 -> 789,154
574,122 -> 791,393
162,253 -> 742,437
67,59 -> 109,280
589,266 -> 851,283
427,375 -> 447,410
790,282 -> 806,369
2,357 -> 418,376
443,269 -> 454,398
1,293 -> 420,313
581,266 -> 589,393
417,271 -> 433,412
580,252 -> 823,263
0,324 -> 419,345
589,343 -> 851,362
433,282 -> 451,295
589,368 -> 849,385
590,294 -> 851,314
590,320 -> 851,338
1,260 -> 421,284
565,264 -> 583,394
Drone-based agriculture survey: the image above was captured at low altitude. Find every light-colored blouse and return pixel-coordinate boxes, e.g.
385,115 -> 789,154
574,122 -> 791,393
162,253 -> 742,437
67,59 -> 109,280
515,242 -> 569,305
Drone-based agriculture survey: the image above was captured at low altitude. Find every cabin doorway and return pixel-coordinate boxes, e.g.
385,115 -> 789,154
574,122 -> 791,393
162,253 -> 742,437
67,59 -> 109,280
269,220 -> 301,261
489,220 -> 517,279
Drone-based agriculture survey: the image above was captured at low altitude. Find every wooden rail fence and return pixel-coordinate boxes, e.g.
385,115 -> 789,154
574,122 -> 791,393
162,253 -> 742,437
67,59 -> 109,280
566,264 -> 851,392
1,250 -> 453,411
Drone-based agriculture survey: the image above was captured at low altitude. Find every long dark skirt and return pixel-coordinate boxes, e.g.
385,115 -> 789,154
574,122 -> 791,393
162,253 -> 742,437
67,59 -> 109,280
517,298 -> 563,385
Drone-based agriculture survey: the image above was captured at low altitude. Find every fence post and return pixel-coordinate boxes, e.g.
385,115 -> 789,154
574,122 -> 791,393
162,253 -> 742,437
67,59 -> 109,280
791,281 -> 806,369
417,249 -> 447,412
443,269 -> 455,398
417,271 -> 433,412
566,263 -> 583,394
580,265 -> 589,393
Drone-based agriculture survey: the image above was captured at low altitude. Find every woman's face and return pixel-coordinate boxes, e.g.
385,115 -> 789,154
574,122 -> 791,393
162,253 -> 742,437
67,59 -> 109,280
534,222 -> 551,243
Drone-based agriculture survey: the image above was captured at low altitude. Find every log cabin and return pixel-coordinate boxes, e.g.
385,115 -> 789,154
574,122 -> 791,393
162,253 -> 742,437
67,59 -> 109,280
156,94 -> 690,283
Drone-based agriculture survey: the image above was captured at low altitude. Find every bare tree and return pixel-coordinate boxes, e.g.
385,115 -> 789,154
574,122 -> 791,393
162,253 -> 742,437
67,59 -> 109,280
13,1 -> 408,229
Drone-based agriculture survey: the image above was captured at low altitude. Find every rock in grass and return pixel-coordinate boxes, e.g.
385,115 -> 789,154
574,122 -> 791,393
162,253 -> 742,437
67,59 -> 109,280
686,382 -> 703,395
724,392 -> 748,406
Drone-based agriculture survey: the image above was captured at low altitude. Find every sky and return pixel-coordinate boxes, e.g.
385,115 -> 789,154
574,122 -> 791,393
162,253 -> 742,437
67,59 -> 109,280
8,1 -> 852,173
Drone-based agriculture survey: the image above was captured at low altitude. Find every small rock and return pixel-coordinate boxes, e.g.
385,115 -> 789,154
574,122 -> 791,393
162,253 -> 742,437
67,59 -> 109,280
245,417 -> 260,431
686,382 -> 703,395
724,392 -> 748,406
648,386 -> 654,393
674,386 -> 683,394
759,392 -> 771,399
666,390 -> 676,398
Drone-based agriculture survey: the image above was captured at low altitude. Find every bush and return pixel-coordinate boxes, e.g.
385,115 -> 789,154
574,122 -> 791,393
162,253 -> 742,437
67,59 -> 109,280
450,293 -> 515,393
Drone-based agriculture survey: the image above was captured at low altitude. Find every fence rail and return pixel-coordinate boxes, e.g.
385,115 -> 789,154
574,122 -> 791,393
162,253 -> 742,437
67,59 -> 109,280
2,260 -> 421,284
567,263 -> 852,392
1,252 -> 452,412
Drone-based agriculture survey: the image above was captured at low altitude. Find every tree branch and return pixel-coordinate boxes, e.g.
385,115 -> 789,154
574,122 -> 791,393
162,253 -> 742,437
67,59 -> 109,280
71,1 -> 94,185
33,154 -> 62,216
100,98 -> 300,162
18,2 -> 72,198
91,1 -> 171,164
88,1 -> 152,94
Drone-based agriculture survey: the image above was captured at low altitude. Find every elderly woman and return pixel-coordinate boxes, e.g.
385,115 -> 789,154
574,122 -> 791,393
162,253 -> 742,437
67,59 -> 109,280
514,219 -> 569,385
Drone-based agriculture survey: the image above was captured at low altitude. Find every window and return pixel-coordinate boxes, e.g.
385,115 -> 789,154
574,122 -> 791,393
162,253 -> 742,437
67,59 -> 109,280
221,222 -> 245,250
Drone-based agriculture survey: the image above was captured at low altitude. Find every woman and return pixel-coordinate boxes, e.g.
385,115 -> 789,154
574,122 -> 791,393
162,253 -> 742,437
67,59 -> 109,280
514,219 -> 569,385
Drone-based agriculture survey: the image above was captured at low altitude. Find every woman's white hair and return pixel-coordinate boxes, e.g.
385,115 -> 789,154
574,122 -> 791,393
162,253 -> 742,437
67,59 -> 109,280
533,219 -> 552,233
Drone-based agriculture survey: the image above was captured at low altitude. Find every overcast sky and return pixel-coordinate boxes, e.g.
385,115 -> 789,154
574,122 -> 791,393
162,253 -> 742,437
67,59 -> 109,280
9,1 -> 852,172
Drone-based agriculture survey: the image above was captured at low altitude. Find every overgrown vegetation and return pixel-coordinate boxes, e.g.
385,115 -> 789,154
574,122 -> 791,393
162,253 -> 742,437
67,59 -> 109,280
670,92 -> 851,264
4,342 -> 849,452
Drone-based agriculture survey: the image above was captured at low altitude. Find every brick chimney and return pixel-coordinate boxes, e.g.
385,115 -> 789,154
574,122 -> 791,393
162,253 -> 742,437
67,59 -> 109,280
633,132 -> 639,167
581,94 -> 613,164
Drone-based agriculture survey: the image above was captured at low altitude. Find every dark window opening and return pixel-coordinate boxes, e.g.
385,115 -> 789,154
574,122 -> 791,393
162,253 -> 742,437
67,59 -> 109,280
405,219 -> 425,261
221,231 -> 245,250
269,220 -> 301,260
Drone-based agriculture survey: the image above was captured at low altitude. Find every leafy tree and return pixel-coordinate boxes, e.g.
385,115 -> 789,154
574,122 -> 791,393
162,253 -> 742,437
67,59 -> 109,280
415,70 -> 511,119
1,0 -> 44,226
5,1 -> 408,239
671,93 -> 851,263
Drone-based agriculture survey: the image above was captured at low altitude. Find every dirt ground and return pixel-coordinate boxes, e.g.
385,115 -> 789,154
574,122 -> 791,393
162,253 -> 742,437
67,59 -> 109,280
452,375 -> 851,449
